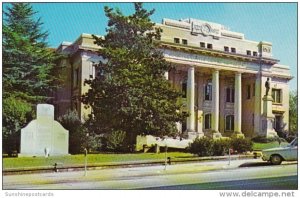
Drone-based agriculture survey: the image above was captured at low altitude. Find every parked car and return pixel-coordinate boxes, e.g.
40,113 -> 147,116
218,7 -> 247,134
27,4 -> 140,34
262,138 -> 298,165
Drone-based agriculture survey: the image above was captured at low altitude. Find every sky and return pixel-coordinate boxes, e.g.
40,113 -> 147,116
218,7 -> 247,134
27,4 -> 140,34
3,2 -> 298,91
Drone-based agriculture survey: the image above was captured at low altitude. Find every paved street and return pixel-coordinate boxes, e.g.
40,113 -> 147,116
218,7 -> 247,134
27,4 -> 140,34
146,176 -> 297,190
3,159 -> 297,190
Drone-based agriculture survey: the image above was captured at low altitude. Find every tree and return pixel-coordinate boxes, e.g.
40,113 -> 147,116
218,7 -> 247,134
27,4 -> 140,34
2,96 -> 33,154
3,3 -> 60,100
289,90 -> 297,136
82,3 -> 187,146
58,110 -> 87,154
2,3 -> 61,154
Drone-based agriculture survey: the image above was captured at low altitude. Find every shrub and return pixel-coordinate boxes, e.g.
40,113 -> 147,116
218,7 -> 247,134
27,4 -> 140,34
189,137 -> 253,157
106,130 -> 127,152
230,137 -> 253,153
252,136 -> 278,143
252,135 -> 287,144
213,139 -> 231,156
189,137 -> 213,157
3,97 -> 33,155
58,110 -> 87,154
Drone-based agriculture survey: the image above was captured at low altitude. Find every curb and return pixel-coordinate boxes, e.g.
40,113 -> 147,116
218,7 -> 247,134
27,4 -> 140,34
3,154 -> 255,175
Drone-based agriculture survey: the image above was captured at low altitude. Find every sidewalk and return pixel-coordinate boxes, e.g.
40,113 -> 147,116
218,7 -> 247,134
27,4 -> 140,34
4,158 -> 297,190
3,153 -> 255,175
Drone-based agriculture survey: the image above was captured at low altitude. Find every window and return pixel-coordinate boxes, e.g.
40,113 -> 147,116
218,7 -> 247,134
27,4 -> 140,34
200,42 -> 205,48
204,114 -> 211,129
272,89 -> 282,103
247,85 -> 251,99
207,43 -> 213,49
253,51 -> 258,56
231,48 -> 236,53
182,39 -> 188,45
204,83 -> 212,101
89,64 -> 96,79
174,38 -> 180,44
226,87 -> 235,103
224,46 -> 229,52
246,50 -> 251,56
225,115 -> 234,131
182,79 -> 187,98
73,68 -> 80,88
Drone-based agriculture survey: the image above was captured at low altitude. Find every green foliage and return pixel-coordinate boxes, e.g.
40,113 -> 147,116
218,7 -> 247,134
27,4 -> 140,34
289,91 -> 297,136
2,96 -> 33,155
251,136 -> 286,143
230,138 -> 253,153
58,110 -> 87,154
189,137 -> 214,157
213,139 -> 231,156
189,137 -> 253,157
106,130 -> 127,152
82,3 -> 187,146
2,3 -> 62,154
3,3 -> 61,99
85,134 -> 103,152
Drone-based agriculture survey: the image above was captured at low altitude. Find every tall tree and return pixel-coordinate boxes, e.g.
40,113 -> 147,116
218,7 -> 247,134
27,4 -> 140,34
82,3 -> 187,146
2,3 -> 61,154
289,90 -> 297,136
3,3 -> 60,100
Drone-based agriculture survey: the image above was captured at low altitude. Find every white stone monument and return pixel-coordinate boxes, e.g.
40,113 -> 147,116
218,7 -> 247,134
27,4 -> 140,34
20,104 -> 69,156
262,95 -> 277,138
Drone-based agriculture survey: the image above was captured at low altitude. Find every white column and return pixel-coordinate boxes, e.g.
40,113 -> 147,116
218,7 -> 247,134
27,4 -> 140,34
234,72 -> 242,133
197,77 -> 203,133
187,67 -> 195,132
212,70 -> 219,132
254,73 -> 262,135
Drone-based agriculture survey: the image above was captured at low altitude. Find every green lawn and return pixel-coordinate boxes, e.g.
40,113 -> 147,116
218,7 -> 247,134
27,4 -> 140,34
4,141 -> 289,170
252,141 -> 289,151
3,152 -> 194,170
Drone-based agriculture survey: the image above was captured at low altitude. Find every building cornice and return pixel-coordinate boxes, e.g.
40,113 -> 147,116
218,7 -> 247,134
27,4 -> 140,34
158,41 -> 279,65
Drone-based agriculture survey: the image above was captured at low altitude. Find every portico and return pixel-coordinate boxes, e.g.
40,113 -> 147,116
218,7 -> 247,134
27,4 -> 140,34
170,64 -> 245,138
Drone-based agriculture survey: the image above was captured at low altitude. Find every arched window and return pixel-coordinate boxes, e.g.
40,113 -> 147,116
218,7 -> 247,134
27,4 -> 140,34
225,115 -> 234,131
204,113 -> 211,129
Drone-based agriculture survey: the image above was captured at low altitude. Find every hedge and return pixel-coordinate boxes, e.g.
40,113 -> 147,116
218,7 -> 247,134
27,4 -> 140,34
188,137 -> 253,157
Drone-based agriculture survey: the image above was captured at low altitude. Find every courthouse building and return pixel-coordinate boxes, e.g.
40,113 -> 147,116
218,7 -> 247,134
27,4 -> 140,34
54,18 -> 292,139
